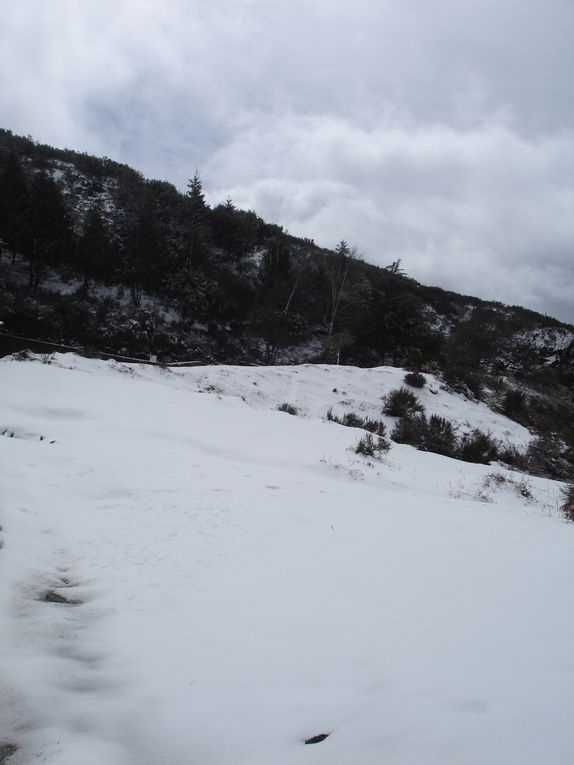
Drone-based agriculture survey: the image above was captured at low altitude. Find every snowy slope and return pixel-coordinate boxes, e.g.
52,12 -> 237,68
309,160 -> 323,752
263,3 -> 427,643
0,354 -> 572,765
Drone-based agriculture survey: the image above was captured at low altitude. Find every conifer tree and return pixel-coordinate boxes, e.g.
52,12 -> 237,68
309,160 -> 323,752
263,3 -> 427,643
28,172 -> 73,288
78,204 -> 112,288
0,152 -> 31,263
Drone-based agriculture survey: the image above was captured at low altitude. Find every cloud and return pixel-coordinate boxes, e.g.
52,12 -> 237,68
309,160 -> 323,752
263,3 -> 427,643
0,0 -> 573,321
206,114 -> 574,320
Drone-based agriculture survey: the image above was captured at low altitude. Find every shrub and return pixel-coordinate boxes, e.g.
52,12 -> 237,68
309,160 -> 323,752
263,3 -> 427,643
479,472 -> 533,501
339,412 -> 363,429
383,387 -> 424,417
443,367 -> 484,400
459,429 -> 499,464
391,413 -> 427,447
327,409 -> 387,438
561,483 -> 574,521
498,444 -> 530,472
354,432 -> 390,458
391,413 -> 457,457
503,388 -> 527,419
423,415 -> 457,457
526,433 -> 570,480
277,402 -> 299,416
404,371 -> 426,388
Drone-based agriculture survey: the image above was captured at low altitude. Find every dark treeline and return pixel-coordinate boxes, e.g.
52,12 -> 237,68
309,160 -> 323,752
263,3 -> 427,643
0,127 -> 573,474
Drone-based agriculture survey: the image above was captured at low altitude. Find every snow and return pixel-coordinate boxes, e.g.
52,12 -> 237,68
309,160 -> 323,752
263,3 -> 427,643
513,327 -> 574,353
1,354 -> 573,764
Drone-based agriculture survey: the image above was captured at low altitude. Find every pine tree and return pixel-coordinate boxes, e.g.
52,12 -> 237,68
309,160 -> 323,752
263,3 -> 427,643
183,169 -> 211,268
0,152 -> 31,263
28,172 -> 73,288
78,204 -> 112,288
121,203 -> 167,305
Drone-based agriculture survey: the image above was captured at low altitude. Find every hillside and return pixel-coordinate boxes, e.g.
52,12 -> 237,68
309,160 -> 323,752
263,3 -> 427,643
1,352 -> 573,764
0,127 -> 573,478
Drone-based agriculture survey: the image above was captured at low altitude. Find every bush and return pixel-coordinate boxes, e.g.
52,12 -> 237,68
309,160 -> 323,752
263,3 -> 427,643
459,429 -> 499,464
354,433 -> 390,458
327,409 -> 387,438
383,387 -> 424,417
503,388 -> 527,420
391,413 -> 457,457
561,483 -> 574,521
443,367 -> 483,400
277,402 -> 299,416
479,472 -> 533,501
391,413 -> 427,447
424,415 -> 457,457
404,371 -> 426,388
498,444 -> 530,473
526,433 -> 571,480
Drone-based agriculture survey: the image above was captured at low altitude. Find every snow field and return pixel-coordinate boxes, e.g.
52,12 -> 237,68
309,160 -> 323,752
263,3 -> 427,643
0,354 -> 572,764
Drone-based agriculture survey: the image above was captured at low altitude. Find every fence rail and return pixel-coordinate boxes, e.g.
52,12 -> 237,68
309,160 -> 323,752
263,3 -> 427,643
0,333 -> 203,367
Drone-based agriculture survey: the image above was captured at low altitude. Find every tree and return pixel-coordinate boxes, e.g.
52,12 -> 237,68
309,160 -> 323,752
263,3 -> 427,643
0,152 -> 31,263
210,203 -> 258,260
322,331 -> 354,365
78,204 -> 113,288
121,203 -> 167,305
28,172 -> 73,288
359,270 -> 430,365
186,170 -> 208,235
183,170 -> 211,270
325,240 -> 355,335
248,309 -> 309,364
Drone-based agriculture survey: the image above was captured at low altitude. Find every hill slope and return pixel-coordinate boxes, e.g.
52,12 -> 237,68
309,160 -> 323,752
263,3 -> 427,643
0,127 -> 573,474
1,354 -> 572,764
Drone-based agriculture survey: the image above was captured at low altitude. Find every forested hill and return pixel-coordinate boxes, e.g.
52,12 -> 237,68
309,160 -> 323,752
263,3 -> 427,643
0,126 -> 573,476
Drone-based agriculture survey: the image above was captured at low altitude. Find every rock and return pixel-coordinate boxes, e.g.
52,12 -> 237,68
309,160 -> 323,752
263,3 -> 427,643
42,590 -> 80,605
304,733 -> 330,745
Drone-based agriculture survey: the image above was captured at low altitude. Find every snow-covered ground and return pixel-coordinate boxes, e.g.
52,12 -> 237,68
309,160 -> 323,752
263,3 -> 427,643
1,354 -> 572,765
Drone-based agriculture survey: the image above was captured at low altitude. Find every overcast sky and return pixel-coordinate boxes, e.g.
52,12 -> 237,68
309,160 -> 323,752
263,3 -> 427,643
1,0 -> 573,322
